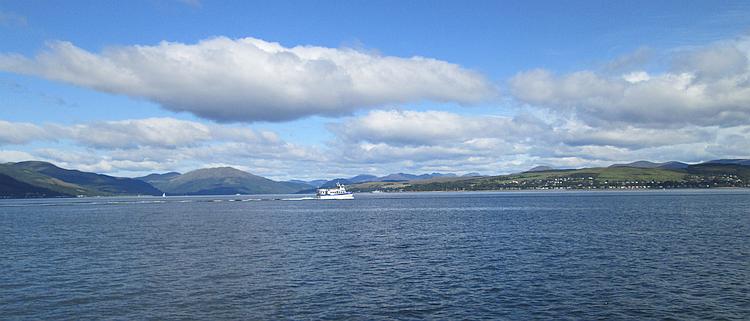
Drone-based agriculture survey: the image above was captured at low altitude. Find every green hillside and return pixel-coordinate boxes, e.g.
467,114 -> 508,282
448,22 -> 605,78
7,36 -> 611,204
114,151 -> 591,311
1,159 -> 747,198
0,173 -> 68,198
136,172 -> 181,186
350,165 -> 747,192
0,163 -> 94,196
151,167 -> 310,195
0,161 -> 162,198
686,163 -> 750,181
13,161 -> 162,196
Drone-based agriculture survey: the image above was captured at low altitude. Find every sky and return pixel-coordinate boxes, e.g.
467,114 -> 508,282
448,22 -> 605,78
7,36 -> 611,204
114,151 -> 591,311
1,0 -> 750,180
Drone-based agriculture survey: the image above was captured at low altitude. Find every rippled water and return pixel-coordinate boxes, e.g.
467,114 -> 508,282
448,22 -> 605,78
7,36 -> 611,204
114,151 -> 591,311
1,190 -> 749,320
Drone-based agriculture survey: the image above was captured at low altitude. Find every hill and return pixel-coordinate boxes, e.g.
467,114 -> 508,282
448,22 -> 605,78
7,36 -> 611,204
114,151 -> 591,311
704,159 -> 750,166
524,166 -> 555,172
0,163 -> 93,196
318,174 -> 378,188
378,172 -> 457,182
13,161 -> 162,196
148,167 -> 310,195
659,161 -> 690,170
319,172 -> 456,188
349,174 -> 379,183
687,163 -> 750,181
610,160 -> 689,170
2,159 -> 747,198
0,173 -> 68,198
135,172 -> 181,186
0,161 -> 162,197
349,162 -> 750,192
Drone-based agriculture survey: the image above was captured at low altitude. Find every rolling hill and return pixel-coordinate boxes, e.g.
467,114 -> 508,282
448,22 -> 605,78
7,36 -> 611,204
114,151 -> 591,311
0,161 -> 161,197
318,172 -> 458,188
686,163 -> 750,181
142,167 -> 310,195
704,159 -> 750,166
13,161 -> 162,196
348,160 -> 750,192
0,173 -> 68,198
610,160 -> 689,170
524,166 -> 556,172
135,172 -> 181,186
1,159 -> 748,198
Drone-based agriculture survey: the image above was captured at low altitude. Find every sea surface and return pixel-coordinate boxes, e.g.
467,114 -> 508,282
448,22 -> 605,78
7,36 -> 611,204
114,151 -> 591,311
1,190 -> 749,320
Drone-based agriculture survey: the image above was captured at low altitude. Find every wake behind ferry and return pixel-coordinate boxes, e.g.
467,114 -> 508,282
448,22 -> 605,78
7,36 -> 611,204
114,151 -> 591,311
316,183 -> 354,200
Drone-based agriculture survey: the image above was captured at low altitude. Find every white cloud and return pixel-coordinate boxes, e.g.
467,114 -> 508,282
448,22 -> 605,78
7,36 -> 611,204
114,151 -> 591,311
556,119 -> 714,149
705,125 -> 750,158
332,109 -> 549,146
30,142 -> 328,179
509,37 -> 750,127
48,118 -> 215,149
0,117 -> 330,178
324,109 -> 750,175
333,109 -> 712,152
0,117 -> 278,150
31,148 -> 172,173
622,71 -> 650,83
0,150 -> 35,163
675,43 -> 748,79
1,108 -> 747,179
605,47 -> 652,71
0,120 -> 49,144
0,37 -> 495,122
3,35 -> 750,178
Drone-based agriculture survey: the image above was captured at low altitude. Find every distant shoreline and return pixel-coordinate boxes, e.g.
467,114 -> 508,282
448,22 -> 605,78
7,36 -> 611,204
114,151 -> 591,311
3,187 -> 749,200
2,160 -> 749,199
353,187 -> 750,194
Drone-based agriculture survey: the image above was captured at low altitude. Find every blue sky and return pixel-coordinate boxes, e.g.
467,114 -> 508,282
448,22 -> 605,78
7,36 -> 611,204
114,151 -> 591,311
1,0 -> 750,179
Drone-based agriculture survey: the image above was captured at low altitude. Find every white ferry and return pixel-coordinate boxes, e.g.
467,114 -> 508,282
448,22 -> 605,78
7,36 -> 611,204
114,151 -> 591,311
316,183 -> 354,200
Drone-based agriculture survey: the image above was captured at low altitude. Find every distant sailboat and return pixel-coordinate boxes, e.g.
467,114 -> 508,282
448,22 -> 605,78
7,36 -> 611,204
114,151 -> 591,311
162,193 -> 166,198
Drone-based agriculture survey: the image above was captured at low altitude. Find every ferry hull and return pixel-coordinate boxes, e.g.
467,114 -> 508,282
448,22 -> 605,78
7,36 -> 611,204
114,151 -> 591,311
316,193 -> 354,200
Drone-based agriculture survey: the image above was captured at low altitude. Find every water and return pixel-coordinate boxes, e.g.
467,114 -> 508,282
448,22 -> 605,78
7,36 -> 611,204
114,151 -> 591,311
1,190 -> 749,320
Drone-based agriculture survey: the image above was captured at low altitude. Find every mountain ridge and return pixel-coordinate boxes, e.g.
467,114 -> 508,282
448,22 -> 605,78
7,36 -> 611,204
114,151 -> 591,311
609,160 -> 689,170
142,167 -> 310,195
318,172 -> 458,188
13,161 -> 162,196
351,161 -> 750,192
1,159 -> 748,198
0,161 -> 160,197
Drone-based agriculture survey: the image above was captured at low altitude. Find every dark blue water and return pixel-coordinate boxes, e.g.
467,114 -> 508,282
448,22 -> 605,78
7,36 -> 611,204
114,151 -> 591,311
1,190 -> 749,320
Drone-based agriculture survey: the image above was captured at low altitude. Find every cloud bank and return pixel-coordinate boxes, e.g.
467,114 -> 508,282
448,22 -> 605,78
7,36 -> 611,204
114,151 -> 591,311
509,37 -> 750,127
0,37 -> 495,122
0,117 -> 320,177
0,111 -> 746,178
0,120 -> 50,144
330,110 -> 728,168
1,36 -> 749,178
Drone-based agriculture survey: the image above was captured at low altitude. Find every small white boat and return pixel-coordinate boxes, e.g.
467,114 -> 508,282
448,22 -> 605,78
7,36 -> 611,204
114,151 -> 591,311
316,183 -> 354,200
